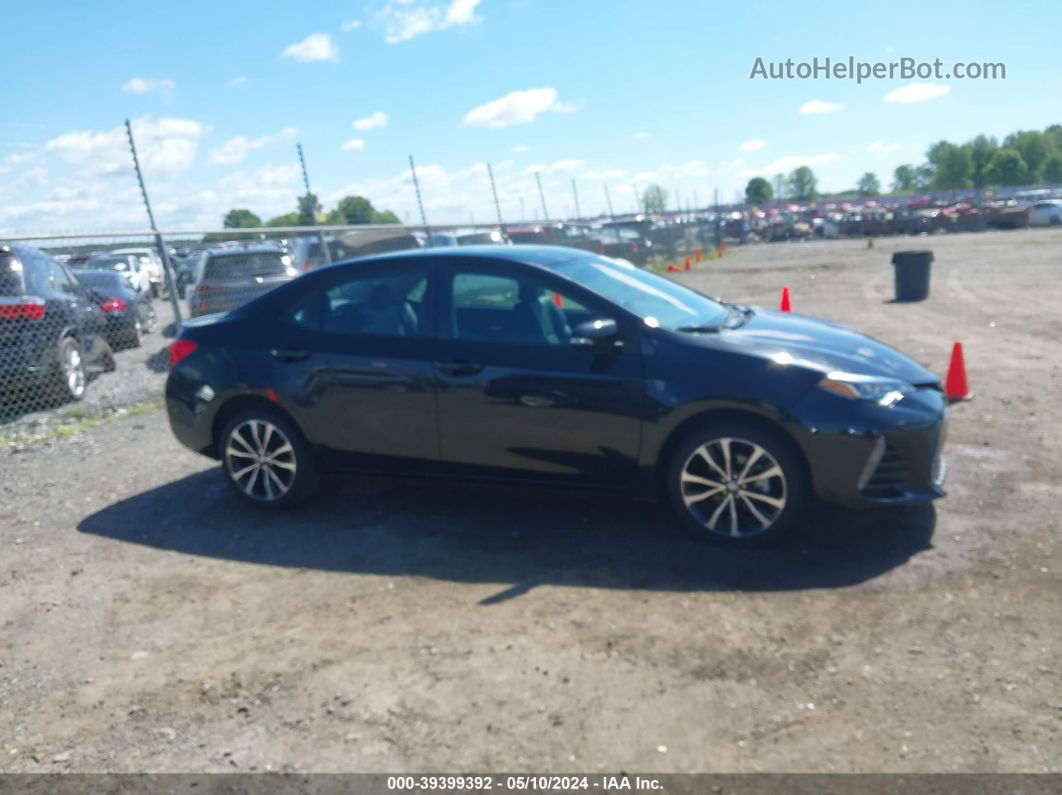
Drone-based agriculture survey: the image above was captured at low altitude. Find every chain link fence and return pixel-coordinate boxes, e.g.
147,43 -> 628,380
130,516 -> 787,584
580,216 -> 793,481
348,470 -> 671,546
0,220 -> 726,446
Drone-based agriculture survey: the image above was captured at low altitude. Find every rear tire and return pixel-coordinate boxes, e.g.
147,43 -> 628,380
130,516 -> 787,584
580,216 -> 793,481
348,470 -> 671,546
665,420 -> 808,546
219,409 -> 319,508
52,336 -> 87,402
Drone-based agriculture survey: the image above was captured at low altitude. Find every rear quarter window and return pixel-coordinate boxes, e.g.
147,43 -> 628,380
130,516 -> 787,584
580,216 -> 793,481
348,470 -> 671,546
0,255 -> 24,295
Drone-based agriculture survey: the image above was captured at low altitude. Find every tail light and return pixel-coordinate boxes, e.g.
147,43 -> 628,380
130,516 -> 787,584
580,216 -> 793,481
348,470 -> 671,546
303,258 -> 321,272
0,296 -> 46,320
168,339 -> 198,368
630,242 -> 640,253
100,297 -> 128,312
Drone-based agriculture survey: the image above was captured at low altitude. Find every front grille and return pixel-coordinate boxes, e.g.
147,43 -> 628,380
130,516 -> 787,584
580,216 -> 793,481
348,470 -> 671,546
861,444 -> 909,498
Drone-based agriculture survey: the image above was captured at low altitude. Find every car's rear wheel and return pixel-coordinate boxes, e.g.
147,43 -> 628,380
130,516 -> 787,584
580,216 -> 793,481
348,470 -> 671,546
142,305 -> 157,334
666,421 -> 807,545
220,410 -> 318,507
52,336 -> 86,402
122,317 -> 143,349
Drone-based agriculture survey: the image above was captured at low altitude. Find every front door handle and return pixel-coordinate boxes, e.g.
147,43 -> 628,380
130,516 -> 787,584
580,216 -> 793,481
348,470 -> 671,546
271,348 -> 310,362
437,360 -> 484,377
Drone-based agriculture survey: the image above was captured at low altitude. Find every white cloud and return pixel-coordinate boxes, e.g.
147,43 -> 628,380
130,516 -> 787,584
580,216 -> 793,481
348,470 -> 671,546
44,116 -> 209,176
376,0 -> 483,43
353,111 -> 389,131
547,159 -> 584,173
464,87 -> 574,128
3,152 -> 34,165
207,127 -> 297,166
664,160 -> 710,178
740,153 -> 840,177
227,76 -> 247,88
798,100 -> 843,115
282,33 -> 339,63
739,139 -> 766,152
883,82 -> 951,104
341,138 -> 366,151
121,77 -> 175,94
581,167 -> 627,179
632,131 -> 650,140
867,140 -> 902,153
341,19 -> 362,31
512,145 -> 530,153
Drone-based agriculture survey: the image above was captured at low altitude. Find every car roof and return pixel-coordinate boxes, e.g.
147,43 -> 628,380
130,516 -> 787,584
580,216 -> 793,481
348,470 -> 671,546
207,245 -> 285,257
331,244 -> 590,273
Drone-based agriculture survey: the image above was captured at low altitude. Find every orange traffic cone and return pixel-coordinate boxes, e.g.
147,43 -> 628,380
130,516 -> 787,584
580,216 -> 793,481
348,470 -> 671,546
553,292 -> 563,309
716,245 -> 724,258
667,263 -> 678,273
780,287 -> 791,312
945,342 -> 971,401
684,255 -> 691,271
694,248 -> 702,263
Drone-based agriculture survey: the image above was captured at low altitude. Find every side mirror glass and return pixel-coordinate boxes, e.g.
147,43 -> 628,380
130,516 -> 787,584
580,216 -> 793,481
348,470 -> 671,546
571,317 -> 620,348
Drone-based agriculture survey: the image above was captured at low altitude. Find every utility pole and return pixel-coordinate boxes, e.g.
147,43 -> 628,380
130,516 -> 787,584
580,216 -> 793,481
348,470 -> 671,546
632,184 -> 641,215
487,162 -> 505,232
297,142 -> 312,196
571,178 -> 581,219
603,182 -> 615,220
124,119 -> 182,328
713,187 -> 722,248
296,142 -> 330,263
409,154 -> 432,245
535,171 -> 549,222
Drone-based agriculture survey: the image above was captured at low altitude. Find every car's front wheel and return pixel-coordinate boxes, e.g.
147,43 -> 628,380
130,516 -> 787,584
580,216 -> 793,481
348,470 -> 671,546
666,421 -> 807,545
220,409 -> 318,507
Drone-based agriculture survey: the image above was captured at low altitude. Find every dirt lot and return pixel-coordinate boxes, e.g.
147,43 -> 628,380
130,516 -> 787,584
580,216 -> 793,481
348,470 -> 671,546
1,229 -> 1059,773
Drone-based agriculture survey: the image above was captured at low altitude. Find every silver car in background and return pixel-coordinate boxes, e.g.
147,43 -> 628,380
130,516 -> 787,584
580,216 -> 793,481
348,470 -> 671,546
188,246 -> 297,317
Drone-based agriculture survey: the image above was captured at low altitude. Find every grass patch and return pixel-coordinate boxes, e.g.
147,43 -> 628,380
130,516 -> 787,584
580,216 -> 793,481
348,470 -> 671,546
1,398 -> 163,449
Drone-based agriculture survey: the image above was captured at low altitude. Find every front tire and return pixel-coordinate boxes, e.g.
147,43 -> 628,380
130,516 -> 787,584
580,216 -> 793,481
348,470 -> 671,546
665,421 -> 808,545
219,409 -> 318,507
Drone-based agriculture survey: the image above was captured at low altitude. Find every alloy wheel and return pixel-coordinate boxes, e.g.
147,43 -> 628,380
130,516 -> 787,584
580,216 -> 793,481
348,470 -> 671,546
224,419 -> 297,502
63,344 -> 86,398
679,437 -> 787,538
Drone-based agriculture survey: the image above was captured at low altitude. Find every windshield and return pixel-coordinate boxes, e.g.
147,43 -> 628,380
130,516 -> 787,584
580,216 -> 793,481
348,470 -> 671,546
75,272 -> 123,290
561,255 -> 729,330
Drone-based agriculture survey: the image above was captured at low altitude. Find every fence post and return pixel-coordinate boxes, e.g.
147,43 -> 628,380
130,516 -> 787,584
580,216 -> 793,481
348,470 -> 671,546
124,119 -> 183,329
318,229 -> 333,266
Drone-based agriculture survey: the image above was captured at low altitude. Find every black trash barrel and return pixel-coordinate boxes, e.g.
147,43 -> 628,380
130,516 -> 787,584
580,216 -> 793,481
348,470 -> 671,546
891,250 -> 933,301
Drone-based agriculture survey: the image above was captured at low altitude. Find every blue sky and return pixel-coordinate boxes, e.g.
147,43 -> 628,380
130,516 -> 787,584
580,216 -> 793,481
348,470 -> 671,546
2,0 -> 1059,233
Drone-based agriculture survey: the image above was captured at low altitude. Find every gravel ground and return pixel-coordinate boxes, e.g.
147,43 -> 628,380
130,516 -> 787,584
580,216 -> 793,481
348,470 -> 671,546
0,228 -> 1059,773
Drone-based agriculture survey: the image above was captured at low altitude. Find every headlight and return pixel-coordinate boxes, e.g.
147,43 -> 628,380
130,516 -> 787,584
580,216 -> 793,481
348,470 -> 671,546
818,371 -> 913,407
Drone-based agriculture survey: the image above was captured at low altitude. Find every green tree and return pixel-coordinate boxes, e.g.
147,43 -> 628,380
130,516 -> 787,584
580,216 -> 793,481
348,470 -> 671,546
334,195 -> 375,225
983,148 -> 1030,186
772,173 -> 786,201
892,164 -> 919,192
1044,125 -> 1062,155
1041,154 -> 1062,184
786,166 -> 817,202
856,172 -> 880,197
927,141 -> 972,190
744,177 -> 773,205
373,209 -> 401,224
223,208 -> 262,228
265,212 -> 301,227
297,193 -> 322,226
642,184 -> 668,214
966,135 -> 998,188
1004,130 -> 1051,180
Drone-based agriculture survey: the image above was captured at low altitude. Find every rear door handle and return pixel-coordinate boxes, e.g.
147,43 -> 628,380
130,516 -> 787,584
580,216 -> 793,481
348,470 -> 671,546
437,360 -> 484,377
270,348 -> 310,362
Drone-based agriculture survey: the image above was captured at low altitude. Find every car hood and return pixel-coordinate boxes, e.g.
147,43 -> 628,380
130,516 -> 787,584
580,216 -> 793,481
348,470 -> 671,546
720,308 -> 940,385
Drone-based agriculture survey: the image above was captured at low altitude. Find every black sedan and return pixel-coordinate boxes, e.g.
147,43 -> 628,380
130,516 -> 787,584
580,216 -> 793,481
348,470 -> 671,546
165,246 -> 948,545
74,270 -> 157,349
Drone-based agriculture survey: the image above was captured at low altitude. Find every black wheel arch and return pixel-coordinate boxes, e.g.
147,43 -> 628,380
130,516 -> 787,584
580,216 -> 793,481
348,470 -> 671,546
209,394 -> 303,459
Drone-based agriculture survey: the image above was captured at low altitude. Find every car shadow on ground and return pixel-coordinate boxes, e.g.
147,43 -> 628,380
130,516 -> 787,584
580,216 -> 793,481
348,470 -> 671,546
78,470 -> 936,602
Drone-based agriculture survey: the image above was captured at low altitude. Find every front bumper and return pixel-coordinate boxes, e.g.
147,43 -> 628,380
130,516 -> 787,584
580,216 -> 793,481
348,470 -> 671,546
787,385 -> 948,508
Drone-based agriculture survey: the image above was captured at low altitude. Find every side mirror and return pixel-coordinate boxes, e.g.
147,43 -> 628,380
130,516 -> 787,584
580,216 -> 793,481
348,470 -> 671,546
571,318 -> 621,349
